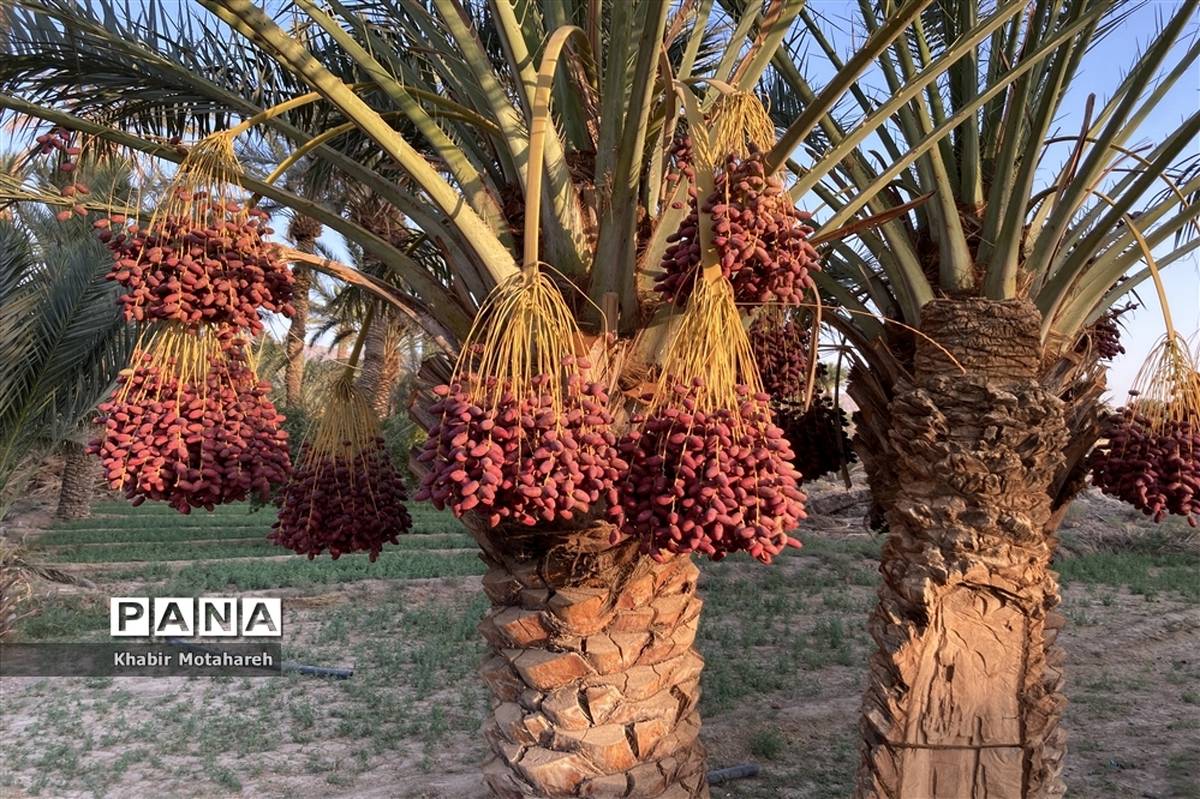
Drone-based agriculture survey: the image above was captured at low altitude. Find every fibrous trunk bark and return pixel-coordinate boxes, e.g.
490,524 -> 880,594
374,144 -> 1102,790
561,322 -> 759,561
472,523 -> 709,799
356,306 -> 401,417
857,299 -> 1069,799
285,217 -> 319,409
284,263 -> 311,409
55,439 -> 96,520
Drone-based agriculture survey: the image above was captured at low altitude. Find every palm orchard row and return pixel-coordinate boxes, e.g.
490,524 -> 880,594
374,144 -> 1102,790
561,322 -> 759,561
1,0 -> 1199,797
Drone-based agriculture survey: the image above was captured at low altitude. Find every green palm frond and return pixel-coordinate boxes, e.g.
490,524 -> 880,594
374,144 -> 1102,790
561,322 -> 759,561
1,0 -> 1193,367
0,160 -> 135,495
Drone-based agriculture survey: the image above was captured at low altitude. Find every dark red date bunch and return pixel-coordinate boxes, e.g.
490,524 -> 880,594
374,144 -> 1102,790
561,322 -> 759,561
1076,304 -> 1135,361
88,346 -> 291,513
271,438 -> 413,561
414,366 -> 624,528
661,136 -> 697,204
774,392 -> 856,483
615,381 -> 806,563
97,193 -> 294,332
749,312 -> 853,480
750,311 -> 812,400
656,147 -> 820,305
1090,408 -> 1200,526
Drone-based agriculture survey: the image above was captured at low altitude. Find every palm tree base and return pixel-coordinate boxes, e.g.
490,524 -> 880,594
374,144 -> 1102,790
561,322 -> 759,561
471,522 -> 709,799
856,299 -> 1069,798
55,440 -> 96,521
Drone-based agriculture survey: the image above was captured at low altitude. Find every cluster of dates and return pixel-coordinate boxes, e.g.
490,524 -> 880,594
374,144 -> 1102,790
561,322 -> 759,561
662,136 -> 697,205
774,393 -> 856,484
98,193 -> 294,332
48,123 -> 304,518
271,438 -> 413,560
87,346 -> 290,513
1091,408 -> 1200,526
1077,305 -> 1134,361
749,314 -> 855,482
36,126 -> 83,176
750,312 -> 811,400
415,364 -> 624,527
656,147 -> 820,305
53,181 -> 93,222
614,380 -> 806,563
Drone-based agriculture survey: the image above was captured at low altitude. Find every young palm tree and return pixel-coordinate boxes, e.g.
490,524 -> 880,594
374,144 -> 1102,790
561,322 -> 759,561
0,160 -> 135,518
3,1 -> 1197,796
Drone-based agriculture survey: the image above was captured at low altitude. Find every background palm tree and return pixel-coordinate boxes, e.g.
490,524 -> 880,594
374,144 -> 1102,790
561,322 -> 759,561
0,157 -> 136,520
284,209 -> 323,408
2,1 -> 1197,796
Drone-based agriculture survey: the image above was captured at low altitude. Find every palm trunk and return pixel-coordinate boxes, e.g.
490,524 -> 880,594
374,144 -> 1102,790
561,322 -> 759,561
856,299 -> 1069,799
355,307 -> 400,417
472,522 -> 709,799
285,216 -> 320,408
55,439 -> 96,520
284,263 -> 311,408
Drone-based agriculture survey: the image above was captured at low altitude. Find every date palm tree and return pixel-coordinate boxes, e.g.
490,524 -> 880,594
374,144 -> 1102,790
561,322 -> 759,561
3,1 -> 1197,796
0,159 -> 136,519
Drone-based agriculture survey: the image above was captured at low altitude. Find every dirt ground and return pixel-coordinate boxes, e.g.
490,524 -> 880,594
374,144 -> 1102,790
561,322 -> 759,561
1,489 -> 1197,799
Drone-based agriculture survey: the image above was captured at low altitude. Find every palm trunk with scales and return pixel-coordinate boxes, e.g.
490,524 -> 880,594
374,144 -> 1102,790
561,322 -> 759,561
285,214 -> 321,409
55,439 -> 97,520
355,305 -> 403,417
851,298 -> 1107,799
411,360 -> 710,799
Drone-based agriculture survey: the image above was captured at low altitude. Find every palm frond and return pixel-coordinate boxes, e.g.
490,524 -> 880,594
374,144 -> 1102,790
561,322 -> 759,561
0,159 -> 135,493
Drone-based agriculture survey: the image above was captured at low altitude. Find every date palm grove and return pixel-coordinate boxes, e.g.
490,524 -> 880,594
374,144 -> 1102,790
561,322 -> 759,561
2,0 -> 1198,796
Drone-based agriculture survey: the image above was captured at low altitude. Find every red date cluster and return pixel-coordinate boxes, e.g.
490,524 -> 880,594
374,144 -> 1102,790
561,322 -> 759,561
1077,306 -> 1132,361
775,394 -> 856,483
88,347 -> 291,513
97,194 -> 294,332
1091,409 -> 1200,526
36,126 -> 82,175
750,312 -> 812,400
749,314 -> 855,482
656,147 -> 820,305
614,381 -> 806,563
271,439 -> 413,561
414,369 -> 624,528
662,136 -> 697,204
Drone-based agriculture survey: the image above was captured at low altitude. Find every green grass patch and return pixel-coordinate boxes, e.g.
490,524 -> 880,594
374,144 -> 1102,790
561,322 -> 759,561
37,533 -> 474,563
36,525 -> 268,545
39,539 -> 276,562
62,501 -> 272,524
103,549 -> 486,592
749,728 -> 786,760
1056,551 -> 1200,600
44,502 -> 464,538
69,500 -> 458,523
12,596 -> 108,642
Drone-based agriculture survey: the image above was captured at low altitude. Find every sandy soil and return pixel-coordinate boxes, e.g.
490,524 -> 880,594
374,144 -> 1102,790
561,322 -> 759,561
1,489 -> 1197,799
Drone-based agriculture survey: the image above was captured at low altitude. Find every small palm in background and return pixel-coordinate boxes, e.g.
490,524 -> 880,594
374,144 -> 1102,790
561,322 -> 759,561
0,157 -> 136,520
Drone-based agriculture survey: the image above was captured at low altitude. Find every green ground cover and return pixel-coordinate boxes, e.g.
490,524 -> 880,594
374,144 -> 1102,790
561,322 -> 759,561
3,501 -> 1197,798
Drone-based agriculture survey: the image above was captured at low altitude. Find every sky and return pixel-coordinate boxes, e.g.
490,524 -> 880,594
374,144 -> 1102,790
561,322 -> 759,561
795,0 -> 1199,400
2,0 -> 1197,402
1058,3 -> 1200,398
